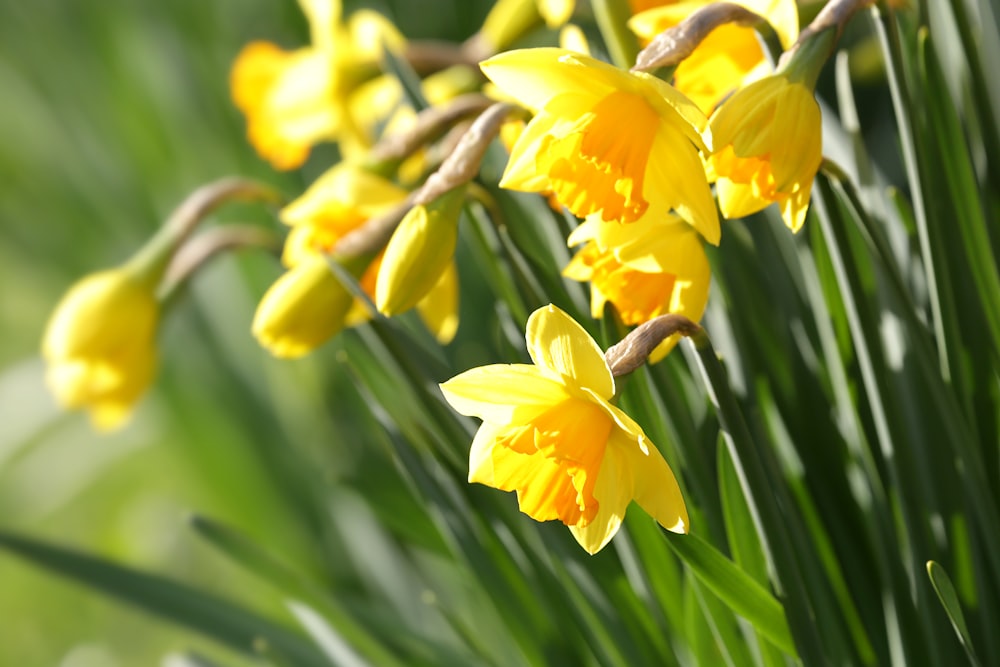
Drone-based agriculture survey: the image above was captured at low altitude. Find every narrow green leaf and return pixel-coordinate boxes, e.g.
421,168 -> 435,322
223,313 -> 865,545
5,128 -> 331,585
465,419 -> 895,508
918,28 -> 1000,360
0,531 -> 328,667
927,561 -> 982,666
380,42 -> 429,111
189,515 -> 406,667
662,531 -> 795,657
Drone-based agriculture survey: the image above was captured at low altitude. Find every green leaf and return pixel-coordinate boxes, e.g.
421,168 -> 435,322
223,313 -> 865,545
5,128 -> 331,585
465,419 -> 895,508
927,561 -> 981,666
662,531 -> 796,657
189,515 -> 407,667
0,531 -> 329,667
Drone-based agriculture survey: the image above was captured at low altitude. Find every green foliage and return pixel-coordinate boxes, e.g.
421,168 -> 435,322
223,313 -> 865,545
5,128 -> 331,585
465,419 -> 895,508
3,0 -> 1000,665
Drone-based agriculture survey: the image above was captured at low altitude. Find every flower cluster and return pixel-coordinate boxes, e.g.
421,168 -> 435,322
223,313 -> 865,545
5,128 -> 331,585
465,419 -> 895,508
43,0 -> 845,553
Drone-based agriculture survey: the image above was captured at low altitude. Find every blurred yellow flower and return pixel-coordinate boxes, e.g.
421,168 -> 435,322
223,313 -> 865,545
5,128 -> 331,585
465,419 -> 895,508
230,0 -> 403,169
707,73 -> 821,232
563,213 -> 709,360
252,254 -> 355,359
629,0 -> 799,114
440,304 -> 688,554
481,48 -> 720,244
279,163 -> 409,269
254,164 -> 405,358
42,268 -> 159,431
254,163 -> 459,357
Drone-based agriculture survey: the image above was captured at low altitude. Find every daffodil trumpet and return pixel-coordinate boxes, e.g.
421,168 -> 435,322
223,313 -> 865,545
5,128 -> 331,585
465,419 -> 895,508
481,48 -> 720,243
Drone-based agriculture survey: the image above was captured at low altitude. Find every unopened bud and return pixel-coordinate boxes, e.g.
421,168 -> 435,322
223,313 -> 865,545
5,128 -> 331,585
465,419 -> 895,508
376,186 -> 465,317
42,267 -> 160,431
252,255 -> 356,359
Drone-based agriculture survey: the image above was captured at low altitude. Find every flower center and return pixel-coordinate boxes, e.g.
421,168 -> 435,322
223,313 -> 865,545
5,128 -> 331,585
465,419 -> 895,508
539,90 -> 660,223
492,398 -> 614,526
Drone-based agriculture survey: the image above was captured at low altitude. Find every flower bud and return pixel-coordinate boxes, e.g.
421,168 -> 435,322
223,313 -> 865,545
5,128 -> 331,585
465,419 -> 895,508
252,255 -> 355,358
42,268 -> 159,431
375,186 -> 465,317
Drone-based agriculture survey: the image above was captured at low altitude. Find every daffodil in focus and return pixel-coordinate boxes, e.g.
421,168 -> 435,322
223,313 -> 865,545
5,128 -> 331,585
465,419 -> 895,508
708,29 -> 832,232
564,213 -> 709,361
629,0 -> 799,113
481,48 -> 720,245
42,267 -> 159,431
230,0 -> 404,169
440,304 -> 688,554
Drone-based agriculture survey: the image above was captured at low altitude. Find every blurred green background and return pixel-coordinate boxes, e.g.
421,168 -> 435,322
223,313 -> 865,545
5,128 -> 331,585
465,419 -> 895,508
0,0 -> 491,664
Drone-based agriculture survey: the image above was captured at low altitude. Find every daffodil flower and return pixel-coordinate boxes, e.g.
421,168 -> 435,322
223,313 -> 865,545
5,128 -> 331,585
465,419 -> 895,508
42,268 -> 159,431
481,48 -> 720,245
230,0 -> 404,169
629,0 -> 799,114
707,72 -> 821,232
440,304 -> 688,554
254,163 -> 458,357
563,213 -> 710,361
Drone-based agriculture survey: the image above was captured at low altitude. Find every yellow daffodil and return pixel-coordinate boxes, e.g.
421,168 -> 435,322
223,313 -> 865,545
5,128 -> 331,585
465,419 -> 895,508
706,72 -> 821,232
42,268 -> 159,431
253,164 -> 405,358
230,0 -> 404,169
629,0 -> 799,114
440,304 -> 688,554
279,163 -> 410,269
254,163 -> 459,356
563,213 -> 709,360
481,48 -> 720,245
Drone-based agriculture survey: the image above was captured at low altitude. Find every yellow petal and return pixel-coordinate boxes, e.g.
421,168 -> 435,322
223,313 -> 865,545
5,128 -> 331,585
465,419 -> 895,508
440,364 -> 568,423
525,304 -> 614,398
480,48 -> 622,114
715,175 -> 770,219
538,0 -> 575,27
416,261 -> 460,344
647,123 -> 720,244
280,163 -> 408,227
568,442 -> 631,554
298,0 -> 343,51
469,422 -> 504,485
615,429 -> 688,533
738,0 -> 799,49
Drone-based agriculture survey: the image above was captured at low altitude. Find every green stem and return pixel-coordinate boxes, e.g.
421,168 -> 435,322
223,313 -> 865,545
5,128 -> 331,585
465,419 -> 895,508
687,332 -> 828,665
591,0 -> 639,69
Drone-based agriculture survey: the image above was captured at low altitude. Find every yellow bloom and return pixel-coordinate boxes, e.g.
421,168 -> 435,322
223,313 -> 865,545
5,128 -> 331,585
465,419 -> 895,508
481,48 -> 720,245
279,163 -> 409,269
563,213 -> 709,360
253,164 -> 405,357
255,162 -> 459,356
629,0 -> 799,114
230,0 -> 403,169
42,268 -> 159,431
707,73 -> 822,232
440,304 -> 688,554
